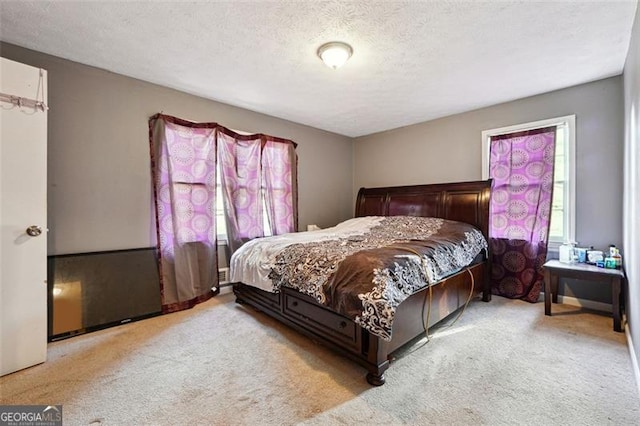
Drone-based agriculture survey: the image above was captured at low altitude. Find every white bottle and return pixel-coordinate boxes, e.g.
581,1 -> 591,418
559,242 -> 575,263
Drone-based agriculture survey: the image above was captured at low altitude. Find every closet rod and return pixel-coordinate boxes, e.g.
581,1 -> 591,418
0,92 -> 48,111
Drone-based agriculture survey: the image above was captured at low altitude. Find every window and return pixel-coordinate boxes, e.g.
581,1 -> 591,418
482,115 -> 576,249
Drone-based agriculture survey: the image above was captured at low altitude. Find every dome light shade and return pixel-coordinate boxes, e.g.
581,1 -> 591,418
317,42 -> 353,69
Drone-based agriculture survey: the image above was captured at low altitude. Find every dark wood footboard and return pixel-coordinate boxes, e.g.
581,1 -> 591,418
234,261 -> 485,385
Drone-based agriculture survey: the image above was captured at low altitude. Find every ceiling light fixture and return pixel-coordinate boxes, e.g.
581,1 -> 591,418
317,41 -> 353,69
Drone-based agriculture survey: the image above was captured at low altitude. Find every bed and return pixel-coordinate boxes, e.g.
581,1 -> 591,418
232,179 -> 492,385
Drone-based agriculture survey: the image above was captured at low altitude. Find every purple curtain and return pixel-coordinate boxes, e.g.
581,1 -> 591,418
489,127 -> 556,302
218,130 -> 264,253
217,130 -> 298,253
149,114 -> 219,313
262,139 -> 298,236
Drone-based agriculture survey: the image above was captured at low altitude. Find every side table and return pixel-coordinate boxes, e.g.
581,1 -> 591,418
542,259 -> 625,332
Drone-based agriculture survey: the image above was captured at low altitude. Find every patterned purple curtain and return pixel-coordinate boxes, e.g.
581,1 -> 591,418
149,114 -> 219,313
218,130 -> 264,253
262,139 -> 298,236
218,130 -> 298,253
489,127 -> 556,302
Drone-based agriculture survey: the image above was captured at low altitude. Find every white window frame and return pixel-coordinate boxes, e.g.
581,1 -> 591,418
481,115 -> 576,250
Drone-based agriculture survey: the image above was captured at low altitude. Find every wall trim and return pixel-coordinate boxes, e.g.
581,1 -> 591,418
539,292 -> 613,313
626,324 -> 640,400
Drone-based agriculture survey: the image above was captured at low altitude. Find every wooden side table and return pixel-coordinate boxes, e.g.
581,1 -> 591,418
543,259 -> 625,332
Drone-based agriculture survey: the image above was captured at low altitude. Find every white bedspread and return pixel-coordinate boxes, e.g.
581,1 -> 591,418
229,216 -> 384,292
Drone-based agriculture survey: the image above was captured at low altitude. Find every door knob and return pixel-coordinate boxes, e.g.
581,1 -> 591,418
26,225 -> 42,237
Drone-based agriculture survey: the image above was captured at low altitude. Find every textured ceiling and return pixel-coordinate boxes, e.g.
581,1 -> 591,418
0,1 -> 637,137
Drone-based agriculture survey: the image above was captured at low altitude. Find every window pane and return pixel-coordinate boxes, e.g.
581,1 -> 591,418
549,126 -> 566,242
551,182 -> 564,210
549,209 -> 564,240
262,190 -> 272,237
554,156 -> 565,181
216,183 -> 226,238
554,128 -> 564,154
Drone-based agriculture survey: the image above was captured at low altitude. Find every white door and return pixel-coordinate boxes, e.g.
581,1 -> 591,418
0,57 -> 48,376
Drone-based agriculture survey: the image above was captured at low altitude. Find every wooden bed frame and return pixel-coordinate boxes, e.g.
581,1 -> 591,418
233,180 -> 492,385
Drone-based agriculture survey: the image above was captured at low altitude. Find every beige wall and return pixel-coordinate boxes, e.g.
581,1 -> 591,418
623,2 -> 640,377
354,76 -> 625,302
0,43 -> 353,255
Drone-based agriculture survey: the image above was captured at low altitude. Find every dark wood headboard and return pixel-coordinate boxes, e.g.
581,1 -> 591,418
355,180 -> 492,240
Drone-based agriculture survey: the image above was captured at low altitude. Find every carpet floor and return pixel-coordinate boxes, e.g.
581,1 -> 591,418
1,292 -> 639,425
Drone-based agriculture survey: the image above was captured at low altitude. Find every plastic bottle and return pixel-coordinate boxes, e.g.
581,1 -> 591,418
612,247 -> 622,269
559,242 -> 575,263
605,256 -> 616,269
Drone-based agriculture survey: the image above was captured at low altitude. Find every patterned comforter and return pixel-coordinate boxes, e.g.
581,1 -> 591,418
231,216 -> 487,341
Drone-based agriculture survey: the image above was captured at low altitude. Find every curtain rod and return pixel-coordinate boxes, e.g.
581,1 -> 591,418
0,92 -> 48,111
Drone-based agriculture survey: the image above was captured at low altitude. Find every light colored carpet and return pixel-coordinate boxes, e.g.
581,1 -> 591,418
1,292 -> 638,425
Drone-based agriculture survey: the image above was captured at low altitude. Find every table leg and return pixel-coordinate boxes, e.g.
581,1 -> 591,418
612,277 -> 621,332
544,269 -> 552,316
551,274 -> 559,304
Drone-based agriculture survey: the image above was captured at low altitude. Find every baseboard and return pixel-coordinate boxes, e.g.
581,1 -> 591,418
539,292 -> 612,313
626,325 -> 640,400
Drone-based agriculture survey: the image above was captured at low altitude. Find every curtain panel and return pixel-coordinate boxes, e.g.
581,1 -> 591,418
489,126 -> 556,302
218,130 -> 264,253
149,114 -> 220,313
262,138 -> 298,237
218,128 -> 298,253
149,114 -> 298,312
